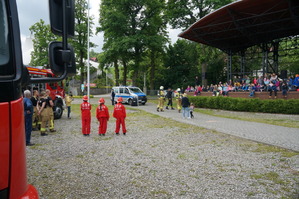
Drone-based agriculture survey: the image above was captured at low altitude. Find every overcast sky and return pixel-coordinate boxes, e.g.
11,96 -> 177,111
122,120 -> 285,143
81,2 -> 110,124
16,0 -> 181,62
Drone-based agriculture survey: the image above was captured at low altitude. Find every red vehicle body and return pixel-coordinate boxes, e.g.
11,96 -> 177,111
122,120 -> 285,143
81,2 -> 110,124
0,0 -> 75,198
27,66 -> 65,119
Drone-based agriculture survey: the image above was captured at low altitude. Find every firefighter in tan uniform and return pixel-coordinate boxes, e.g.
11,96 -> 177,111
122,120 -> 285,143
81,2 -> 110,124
157,86 -> 165,112
37,91 -> 49,136
46,89 -> 56,132
175,88 -> 183,113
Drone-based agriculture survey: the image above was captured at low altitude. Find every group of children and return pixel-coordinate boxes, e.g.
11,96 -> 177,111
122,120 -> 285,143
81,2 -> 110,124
80,96 -> 127,136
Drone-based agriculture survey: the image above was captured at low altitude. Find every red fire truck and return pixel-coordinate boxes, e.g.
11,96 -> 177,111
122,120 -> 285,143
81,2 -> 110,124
0,0 -> 75,198
27,66 -> 65,119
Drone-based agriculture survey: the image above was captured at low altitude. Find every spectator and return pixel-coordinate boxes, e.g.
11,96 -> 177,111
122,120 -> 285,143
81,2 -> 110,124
293,74 -> 299,90
248,84 -> 256,97
222,84 -> 229,96
196,85 -> 202,96
65,93 -> 73,119
281,82 -> 289,98
181,93 -> 190,119
111,89 -> 115,105
269,80 -> 278,99
189,103 -> 194,119
257,76 -> 264,87
24,90 -> 34,146
264,74 -> 270,91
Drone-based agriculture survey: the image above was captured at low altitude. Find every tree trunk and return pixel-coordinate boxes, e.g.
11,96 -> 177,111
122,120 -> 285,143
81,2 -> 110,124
200,44 -> 208,87
122,59 -> 127,86
114,60 -> 120,86
149,50 -> 156,91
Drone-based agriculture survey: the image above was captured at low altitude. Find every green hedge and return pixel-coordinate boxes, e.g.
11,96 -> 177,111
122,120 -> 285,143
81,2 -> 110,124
73,95 -> 94,99
189,96 -> 299,114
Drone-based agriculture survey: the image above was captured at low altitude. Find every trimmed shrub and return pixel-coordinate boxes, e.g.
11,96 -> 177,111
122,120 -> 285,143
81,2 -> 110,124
189,96 -> 299,114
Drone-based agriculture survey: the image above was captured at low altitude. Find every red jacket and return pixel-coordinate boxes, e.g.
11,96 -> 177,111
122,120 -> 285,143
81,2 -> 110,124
81,102 -> 91,117
96,104 -> 109,120
113,103 -> 126,118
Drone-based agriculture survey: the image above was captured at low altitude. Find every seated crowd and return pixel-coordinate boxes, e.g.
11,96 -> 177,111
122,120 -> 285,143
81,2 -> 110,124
186,73 -> 299,98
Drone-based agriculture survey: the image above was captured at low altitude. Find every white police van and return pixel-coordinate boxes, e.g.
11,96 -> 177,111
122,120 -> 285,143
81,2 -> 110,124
113,86 -> 147,106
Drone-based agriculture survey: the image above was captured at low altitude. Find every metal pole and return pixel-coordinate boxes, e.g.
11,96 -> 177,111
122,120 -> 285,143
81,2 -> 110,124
87,0 -> 90,101
106,69 -> 108,93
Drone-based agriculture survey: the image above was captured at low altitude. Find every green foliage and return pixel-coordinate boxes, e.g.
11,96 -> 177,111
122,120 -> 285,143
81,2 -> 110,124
69,0 -> 95,84
29,19 -> 57,66
98,0 -> 168,88
162,39 -> 199,89
189,96 -> 299,114
166,0 -> 234,29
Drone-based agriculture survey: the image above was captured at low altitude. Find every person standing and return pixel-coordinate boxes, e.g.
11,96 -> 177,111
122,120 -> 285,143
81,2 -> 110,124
165,88 -> 174,110
65,93 -> 73,119
111,89 -> 116,105
113,97 -> 127,135
81,95 -> 91,136
96,98 -> 110,136
157,86 -> 165,112
46,89 -> 56,132
189,103 -> 194,119
182,93 -> 190,119
175,88 -> 183,113
30,90 -> 39,131
37,91 -> 49,136
281,82 -> 289,98
24,90 -> 34,146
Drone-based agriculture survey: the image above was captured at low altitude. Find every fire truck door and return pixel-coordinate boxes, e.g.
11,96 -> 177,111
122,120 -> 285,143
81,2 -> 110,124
0,102 -> 10,198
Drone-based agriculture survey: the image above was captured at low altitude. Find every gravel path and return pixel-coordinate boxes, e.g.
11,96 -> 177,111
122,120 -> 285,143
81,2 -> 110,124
26,96 -> 299,199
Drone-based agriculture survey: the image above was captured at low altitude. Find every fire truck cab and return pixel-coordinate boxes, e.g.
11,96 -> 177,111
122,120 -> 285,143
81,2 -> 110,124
0,0 -> 75,198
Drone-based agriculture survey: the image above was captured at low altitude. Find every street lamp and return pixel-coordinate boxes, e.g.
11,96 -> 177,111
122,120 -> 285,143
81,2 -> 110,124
87,0 -> 90,101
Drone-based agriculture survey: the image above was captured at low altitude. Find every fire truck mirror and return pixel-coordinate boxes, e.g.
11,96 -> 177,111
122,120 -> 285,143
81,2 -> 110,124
49,41 -> 76,77
49,0 -> 74,37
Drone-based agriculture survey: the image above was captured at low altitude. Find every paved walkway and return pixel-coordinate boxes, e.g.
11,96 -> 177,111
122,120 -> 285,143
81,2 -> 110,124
133,103 -> 299,151
75,95 -> 299,151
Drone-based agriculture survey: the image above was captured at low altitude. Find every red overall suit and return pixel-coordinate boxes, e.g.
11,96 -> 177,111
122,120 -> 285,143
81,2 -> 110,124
81,97 -> 91,135
113,99 -> 127,135
96,99 -> 109,135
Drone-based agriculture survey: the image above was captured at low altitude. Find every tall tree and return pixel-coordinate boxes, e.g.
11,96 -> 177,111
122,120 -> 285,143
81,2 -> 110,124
166,0 -> 234,86
29,19 -> 57,66
98,0 -> 168,88
71,0 -> 95,85
163,39 -> 199,89
166,0 -> 233,30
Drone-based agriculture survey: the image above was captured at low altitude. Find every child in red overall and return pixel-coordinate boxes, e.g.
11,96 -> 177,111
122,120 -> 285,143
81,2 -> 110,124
113,97 -> 127,135
81,95 -> 91,136
96,98 -> 110,136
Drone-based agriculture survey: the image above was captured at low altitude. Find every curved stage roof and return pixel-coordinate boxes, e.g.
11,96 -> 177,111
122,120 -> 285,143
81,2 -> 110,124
179,0 -> 299,53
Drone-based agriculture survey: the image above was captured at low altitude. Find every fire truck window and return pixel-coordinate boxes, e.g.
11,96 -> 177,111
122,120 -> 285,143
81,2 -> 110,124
49,83 -> 57,90
0,0 -> 10,67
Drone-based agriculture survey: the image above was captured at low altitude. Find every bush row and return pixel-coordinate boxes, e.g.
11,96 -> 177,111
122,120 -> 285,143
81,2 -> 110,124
73,95 -> 94,99
189,96 -> 299,114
